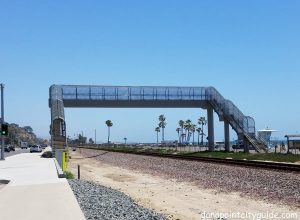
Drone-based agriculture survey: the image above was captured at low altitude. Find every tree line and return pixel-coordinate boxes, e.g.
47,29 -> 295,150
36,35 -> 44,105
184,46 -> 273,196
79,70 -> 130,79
71,116 -> 207,145
155,114 -> 207,145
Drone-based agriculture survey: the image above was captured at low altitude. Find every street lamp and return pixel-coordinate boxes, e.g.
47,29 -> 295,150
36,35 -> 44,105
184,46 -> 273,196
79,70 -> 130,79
1,83 -> 5,160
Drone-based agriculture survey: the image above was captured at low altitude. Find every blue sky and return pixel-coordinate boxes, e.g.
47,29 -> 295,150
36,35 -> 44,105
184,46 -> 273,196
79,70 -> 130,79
0,0 -> 299,143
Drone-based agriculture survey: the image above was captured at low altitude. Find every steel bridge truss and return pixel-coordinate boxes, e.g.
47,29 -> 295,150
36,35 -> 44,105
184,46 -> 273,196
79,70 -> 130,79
49,85 -> 267,153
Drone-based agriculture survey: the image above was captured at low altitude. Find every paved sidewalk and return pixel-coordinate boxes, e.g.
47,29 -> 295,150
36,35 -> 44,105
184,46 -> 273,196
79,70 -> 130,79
0,152 -> 85,220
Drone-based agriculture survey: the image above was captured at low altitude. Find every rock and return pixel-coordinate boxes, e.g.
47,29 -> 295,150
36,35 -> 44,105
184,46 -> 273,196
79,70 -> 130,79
68,179 -> 166,220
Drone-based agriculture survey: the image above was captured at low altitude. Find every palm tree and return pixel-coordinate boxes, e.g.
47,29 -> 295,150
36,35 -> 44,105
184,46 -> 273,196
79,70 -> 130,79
198,117 -> 207,145
155,127 -> 160,144
158,114 -> 166,142
124,137 -> 127,145
184,119 -> 192,143
178,120 -> 184,143
200,130 -> 206,146
181,133 -> 186,144
105,120 -> 113,144
176,127 -> 180,143
191,124 -> 196,145
196,127 -> 202,146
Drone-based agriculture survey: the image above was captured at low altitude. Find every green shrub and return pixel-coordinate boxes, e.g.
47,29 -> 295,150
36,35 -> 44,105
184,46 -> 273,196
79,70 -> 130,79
41,151 -> 53,158
64,171 -> 74,179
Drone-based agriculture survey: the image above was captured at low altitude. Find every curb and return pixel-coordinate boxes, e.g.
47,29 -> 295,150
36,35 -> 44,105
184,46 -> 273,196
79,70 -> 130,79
53,158 -> 65,178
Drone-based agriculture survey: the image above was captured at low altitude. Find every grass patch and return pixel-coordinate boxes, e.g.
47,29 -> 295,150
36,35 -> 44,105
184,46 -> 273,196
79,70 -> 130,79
64,170 -> 75,179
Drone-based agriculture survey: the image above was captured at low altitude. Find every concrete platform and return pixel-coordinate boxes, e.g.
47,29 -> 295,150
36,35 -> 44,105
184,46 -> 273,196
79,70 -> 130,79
0,153 -> 85,220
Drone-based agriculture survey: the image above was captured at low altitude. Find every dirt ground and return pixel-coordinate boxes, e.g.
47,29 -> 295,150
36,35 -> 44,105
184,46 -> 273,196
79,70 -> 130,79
68,151 -> 300,220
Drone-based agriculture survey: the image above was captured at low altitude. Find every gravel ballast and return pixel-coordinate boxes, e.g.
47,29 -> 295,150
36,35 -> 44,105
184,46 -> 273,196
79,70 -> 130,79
69,179 -> 167,220
78,149 -> 300,207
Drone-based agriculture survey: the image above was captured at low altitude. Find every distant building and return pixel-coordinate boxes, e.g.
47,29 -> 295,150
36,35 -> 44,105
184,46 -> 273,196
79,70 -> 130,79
257,127 -> 277,147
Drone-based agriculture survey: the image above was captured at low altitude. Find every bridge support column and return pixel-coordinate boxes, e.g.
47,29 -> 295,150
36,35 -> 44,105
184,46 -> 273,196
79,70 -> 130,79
207,106 -> 214,151
224,121 -> 230,152
244,138 -> 250,153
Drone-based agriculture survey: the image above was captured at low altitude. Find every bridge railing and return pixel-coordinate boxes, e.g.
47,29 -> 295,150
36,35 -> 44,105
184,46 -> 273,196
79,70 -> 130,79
60,85 -> 208,101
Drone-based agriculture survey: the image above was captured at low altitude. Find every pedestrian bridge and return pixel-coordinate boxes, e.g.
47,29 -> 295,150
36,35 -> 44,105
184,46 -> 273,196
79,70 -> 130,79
49,85 -> 267,152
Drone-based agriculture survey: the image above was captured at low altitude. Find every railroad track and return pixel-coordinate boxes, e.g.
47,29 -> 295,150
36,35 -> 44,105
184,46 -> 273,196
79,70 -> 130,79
73,146 -> 300,173
141,153 -> 300,172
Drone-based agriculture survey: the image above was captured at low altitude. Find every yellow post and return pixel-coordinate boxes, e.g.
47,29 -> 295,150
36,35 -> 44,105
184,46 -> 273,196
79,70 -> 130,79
62,151 -> 68,171
65,151 -> 68,170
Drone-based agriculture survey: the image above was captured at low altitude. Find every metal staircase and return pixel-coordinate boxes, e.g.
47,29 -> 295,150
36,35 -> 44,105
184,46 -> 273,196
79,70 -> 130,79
244,133 -> 268,153
206,87 -> 267,153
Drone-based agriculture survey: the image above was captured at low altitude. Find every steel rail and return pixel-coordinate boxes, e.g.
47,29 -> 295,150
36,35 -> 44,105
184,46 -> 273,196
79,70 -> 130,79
143,153 -> 300,172
74,146 -> 300,173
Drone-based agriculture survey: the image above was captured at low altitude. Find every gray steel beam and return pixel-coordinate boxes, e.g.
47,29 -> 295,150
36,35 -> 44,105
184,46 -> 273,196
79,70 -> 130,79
207,106 -> 214,151
244,139 -> 250,153
224,120 -> 230,152
62,100 -> 209,109
1,84 -> 4,160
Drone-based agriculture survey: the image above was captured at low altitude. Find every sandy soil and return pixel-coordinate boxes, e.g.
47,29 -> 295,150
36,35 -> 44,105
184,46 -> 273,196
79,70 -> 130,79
68,151 -> 300,220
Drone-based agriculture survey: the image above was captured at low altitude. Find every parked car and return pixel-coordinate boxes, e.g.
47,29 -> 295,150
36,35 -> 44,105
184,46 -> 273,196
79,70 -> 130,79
20,142 -> 28,149
30,145 -> 42,153
4,146 -> 10,152
232,143 -> 244,150
8,145 -> 15,151
40,144 -> 47,149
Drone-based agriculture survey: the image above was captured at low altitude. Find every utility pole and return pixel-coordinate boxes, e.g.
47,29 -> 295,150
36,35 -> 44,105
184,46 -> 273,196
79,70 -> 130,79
1,84 -> 5,160
94,129 -> 97,144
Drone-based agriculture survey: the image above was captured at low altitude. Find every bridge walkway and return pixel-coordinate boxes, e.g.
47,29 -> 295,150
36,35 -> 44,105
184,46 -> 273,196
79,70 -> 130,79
49,85 -> 267,153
